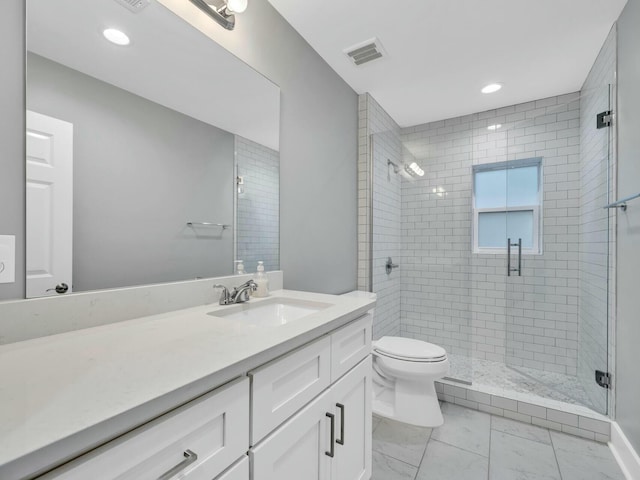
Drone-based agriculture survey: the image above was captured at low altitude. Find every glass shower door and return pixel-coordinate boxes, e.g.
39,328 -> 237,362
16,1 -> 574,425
504,89 -> 612,414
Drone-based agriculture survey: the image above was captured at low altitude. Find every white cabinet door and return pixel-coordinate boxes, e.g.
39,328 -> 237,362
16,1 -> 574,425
331,357 -> 372,480
251,389 -> 332,480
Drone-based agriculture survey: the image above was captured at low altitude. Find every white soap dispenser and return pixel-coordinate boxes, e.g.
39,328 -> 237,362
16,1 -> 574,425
253,261 -> 269,298
235,260 -> 245,275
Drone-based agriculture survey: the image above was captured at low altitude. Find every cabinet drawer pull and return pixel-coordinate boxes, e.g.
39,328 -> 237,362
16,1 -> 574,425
336,403 -> 345,445
157,449 -> 198,480
325,413 -> 335,458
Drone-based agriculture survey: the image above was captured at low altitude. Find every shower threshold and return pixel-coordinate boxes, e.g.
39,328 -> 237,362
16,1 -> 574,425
435,353 -> 611,443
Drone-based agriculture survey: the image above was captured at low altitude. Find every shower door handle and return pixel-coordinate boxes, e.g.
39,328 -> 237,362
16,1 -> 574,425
507,238 -> 522,276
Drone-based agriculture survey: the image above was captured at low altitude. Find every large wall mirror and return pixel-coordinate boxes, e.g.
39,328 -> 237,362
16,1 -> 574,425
24,0 -> 280,298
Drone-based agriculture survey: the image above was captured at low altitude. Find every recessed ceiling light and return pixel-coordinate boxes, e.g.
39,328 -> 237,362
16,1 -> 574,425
481,83 -> 502,94
103,28 -> 130,46
487,124 -> 502,131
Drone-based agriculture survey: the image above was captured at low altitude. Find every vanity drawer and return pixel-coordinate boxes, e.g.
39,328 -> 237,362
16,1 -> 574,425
40,378 -> 249,480
250,336 -> 331,444
330,313 -> 372,382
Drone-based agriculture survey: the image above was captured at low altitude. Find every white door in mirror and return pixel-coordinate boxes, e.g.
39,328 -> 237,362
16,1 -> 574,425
26,111 -> 74,298
0,235 -> 16,284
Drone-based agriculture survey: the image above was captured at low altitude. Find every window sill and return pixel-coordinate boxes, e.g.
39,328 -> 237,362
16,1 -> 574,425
473,248 -> 542,255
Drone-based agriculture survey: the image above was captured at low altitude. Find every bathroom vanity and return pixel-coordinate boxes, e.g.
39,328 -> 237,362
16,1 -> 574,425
0,290 -> 374,480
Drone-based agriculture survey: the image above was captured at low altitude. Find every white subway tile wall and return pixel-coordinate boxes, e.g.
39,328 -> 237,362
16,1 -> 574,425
235,136 -> 280,272
399,93 -> 584,383
357,95 -> 371,292
578,26 -> 617,415
358,94 -> 403,339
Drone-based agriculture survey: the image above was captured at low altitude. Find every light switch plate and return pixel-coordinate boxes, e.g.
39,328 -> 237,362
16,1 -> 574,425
0,235 -> 16,284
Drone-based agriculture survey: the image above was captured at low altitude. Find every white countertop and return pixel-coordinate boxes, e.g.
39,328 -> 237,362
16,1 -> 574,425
0,289 -> 375,479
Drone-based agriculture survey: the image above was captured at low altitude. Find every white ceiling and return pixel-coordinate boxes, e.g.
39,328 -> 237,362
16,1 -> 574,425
28,0 -> 280,150
268,0 -> 627,127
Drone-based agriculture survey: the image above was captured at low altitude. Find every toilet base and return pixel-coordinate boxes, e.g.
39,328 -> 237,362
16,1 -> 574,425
372,369 -> 444,428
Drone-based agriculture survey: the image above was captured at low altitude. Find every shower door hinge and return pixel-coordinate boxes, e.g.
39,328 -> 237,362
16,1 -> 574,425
595,370 -> 611,389
597,111 -> 612,129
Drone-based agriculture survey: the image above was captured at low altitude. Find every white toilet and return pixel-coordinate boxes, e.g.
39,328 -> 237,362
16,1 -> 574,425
372,336 -> 449,427
340,291 -> 448,428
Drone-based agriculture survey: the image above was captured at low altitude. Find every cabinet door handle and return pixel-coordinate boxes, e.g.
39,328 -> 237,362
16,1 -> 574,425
325,413 -> 335,458
336,403 -> 345,446
157,449 -> 198,480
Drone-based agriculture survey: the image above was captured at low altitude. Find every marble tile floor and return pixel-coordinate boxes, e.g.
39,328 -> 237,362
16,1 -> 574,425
372,403 -> 624,480
447,353 -> 593,408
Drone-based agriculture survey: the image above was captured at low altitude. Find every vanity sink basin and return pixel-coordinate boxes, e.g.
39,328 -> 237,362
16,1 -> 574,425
208,298 -> 332,326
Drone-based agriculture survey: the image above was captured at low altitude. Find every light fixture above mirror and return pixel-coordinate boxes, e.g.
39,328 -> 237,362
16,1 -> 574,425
189,0 -> 248,30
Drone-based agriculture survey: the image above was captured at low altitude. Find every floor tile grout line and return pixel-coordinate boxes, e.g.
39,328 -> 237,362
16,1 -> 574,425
490,419 -> 554,446
549,430 -> 565,480
412,426 -> 433,480
373,449 -> 421,472
488,415 -> 492,480
370,446 -> 421,469
426,437 -> 490,459
492,428 -> 564,480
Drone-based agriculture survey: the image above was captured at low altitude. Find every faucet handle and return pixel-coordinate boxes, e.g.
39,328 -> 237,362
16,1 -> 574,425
213,284 -> 231,305
241,279 -> 257,290
230,280 -> 257,303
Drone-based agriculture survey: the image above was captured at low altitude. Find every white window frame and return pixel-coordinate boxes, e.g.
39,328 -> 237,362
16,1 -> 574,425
472,158 -> 543,255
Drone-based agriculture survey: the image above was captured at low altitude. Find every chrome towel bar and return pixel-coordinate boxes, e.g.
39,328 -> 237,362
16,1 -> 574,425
603,192 -> 640,212
187,222 -> 231,229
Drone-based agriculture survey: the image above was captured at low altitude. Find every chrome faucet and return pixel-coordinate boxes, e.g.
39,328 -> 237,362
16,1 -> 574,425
214,280 -> 257,305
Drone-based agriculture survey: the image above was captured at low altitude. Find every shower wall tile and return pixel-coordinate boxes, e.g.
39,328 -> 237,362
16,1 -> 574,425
399,93 -> 582,376
357,95 -> 371,292
358,94 -> 403,339
235,136 -> 280,272
578,26 -> 617,415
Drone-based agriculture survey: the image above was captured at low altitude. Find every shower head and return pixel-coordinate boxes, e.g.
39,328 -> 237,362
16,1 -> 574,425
387,159 -> 400,174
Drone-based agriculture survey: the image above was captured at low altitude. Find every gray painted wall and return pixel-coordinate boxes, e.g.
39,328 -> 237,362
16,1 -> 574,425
183,0 -> 359,294
615,0 -> 640,453
27,53 -> 234,291
0,1 -> 25,301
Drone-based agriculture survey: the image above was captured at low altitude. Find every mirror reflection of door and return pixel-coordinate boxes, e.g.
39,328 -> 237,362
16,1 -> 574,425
26,110 -> 73,298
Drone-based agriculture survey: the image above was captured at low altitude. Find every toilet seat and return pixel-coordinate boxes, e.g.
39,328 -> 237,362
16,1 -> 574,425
373,336 -> 447,363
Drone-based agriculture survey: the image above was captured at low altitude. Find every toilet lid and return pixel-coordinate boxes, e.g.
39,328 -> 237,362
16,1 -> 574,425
374,336 -> 447,361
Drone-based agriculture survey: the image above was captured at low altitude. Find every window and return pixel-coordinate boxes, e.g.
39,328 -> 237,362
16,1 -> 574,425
472,158 -> 542,254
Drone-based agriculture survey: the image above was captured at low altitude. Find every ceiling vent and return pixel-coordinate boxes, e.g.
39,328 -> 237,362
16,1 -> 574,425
112,0 -> 150,13
344,38 -> 385,66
